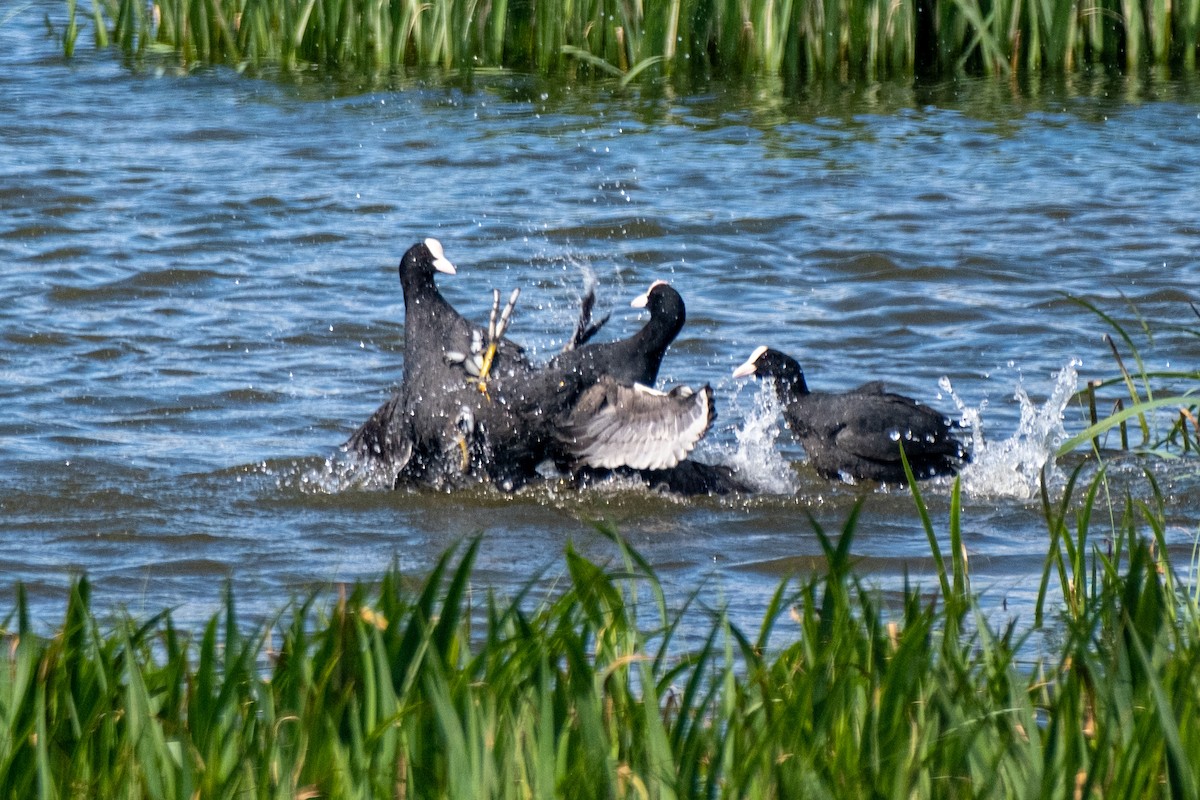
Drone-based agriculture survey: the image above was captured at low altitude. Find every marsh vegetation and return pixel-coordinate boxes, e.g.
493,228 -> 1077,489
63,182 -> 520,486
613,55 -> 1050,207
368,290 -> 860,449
60,0 -> 1200,86
2,450 -> 1199,798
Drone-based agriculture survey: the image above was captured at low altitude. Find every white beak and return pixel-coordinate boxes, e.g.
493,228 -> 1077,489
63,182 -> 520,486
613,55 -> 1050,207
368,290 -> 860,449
424,237 -> 457,275
731,346 -> 769,378
631,279 -> 667,309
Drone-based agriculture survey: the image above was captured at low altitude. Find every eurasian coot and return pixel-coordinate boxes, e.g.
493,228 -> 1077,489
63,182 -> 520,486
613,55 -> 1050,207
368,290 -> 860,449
548,280 -> 748,493
545,279 -> 685,387
437,277 -> 711,483
733,346 -> 969,483
346,239 -> 529,483
346,244 -> 717,493
450,326 -> 716,489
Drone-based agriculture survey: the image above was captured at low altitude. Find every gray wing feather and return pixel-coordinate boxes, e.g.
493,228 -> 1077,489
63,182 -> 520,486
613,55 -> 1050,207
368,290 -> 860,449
559,381 -> 714,470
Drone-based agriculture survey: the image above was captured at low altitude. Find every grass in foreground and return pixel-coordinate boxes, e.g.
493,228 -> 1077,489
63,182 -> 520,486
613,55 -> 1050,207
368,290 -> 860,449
57,0 -> 1200,85
2,464 -> 1199,798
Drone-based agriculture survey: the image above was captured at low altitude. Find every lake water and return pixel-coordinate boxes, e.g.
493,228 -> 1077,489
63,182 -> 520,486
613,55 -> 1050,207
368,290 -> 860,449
3,5 -> 1198,633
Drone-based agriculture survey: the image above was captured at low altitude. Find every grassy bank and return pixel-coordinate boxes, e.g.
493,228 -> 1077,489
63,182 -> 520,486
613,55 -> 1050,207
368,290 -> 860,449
2,467 -> 1198,798
60,0 -> 1200,85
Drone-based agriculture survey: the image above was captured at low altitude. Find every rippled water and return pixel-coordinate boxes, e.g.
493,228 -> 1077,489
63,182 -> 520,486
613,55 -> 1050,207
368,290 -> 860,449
3,6 -> 1199,632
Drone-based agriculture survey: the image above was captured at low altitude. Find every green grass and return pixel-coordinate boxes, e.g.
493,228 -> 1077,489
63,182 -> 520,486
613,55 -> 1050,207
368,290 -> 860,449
57,0 -> 1200,84
1060,296 -> 1200,458
3,466 -> 1200,797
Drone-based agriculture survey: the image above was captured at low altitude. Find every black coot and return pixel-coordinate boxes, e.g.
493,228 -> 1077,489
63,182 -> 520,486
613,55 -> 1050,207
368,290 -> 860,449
537,280 -> 713,481
344,238 -> 456,477
346,245 -> 715,492
452,278 -> 758,494
553,280 -> 748,494
442,279 -> 716,490
546,279 -> 685,387
345,238 -> 526,483
733,346 -> 969,483
460,341 -> 715,490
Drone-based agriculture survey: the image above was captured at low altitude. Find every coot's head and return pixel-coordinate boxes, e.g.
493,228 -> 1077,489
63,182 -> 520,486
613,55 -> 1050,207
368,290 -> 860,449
631,279 -> 683,313
399,237 -> 456,283
630,280 -> 686,335
732,346 -> 809,396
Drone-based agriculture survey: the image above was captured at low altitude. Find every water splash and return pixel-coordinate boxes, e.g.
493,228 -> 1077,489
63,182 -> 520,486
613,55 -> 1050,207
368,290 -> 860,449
951,360 -> 1080,501
278,449 -> 401,494
704,381 -> 798,495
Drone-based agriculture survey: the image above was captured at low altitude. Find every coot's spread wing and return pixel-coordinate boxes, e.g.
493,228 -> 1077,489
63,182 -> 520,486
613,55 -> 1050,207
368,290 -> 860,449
557,380 -> 714,470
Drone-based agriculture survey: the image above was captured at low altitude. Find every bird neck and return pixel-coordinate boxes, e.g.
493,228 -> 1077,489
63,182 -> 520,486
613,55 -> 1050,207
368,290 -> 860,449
776,371 -> 809,401
636,306 -> 684,352
402,271 -> 452,318
401,271 -> 459,367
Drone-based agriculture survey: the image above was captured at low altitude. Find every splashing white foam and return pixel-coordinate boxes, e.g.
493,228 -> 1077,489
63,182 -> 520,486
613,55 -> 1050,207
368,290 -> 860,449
706,381 -> 799,495
951,360 -> 1080,501
281,449 -> 401,494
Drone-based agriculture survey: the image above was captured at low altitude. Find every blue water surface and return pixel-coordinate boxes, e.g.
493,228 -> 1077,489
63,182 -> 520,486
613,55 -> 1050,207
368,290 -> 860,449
2,3 -> 1198,634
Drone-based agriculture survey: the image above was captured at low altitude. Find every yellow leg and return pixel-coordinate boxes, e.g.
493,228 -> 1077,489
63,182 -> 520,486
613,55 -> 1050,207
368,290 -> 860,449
476,341 -> 498,396
457,435 -> 470,472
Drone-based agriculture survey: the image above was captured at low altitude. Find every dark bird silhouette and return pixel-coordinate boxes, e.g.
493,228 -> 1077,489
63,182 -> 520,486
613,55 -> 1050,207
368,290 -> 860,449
453,280 -> 714,490
344,239 -> 532,484
549,279 -> 747,494
733,346 -> 969,483
545,279 -> 686,388
344,245 -> 716,493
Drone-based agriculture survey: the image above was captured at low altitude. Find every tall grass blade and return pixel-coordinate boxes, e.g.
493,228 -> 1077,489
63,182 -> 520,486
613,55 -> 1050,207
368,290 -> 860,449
1126,600 -> 1199,800
560,44 -> 625,77
1057,395 -> 1198,456
901,444 -> 952,600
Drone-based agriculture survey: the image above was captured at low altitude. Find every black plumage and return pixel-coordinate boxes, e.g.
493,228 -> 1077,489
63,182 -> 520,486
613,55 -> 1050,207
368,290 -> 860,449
345,244 -> 717,492
345,238 -> 527,485
574,460 -> 752,495
546,279 -> 686,387
455,280 -> 713,488
733,346 -> 969,483
543,280 -> 745,495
